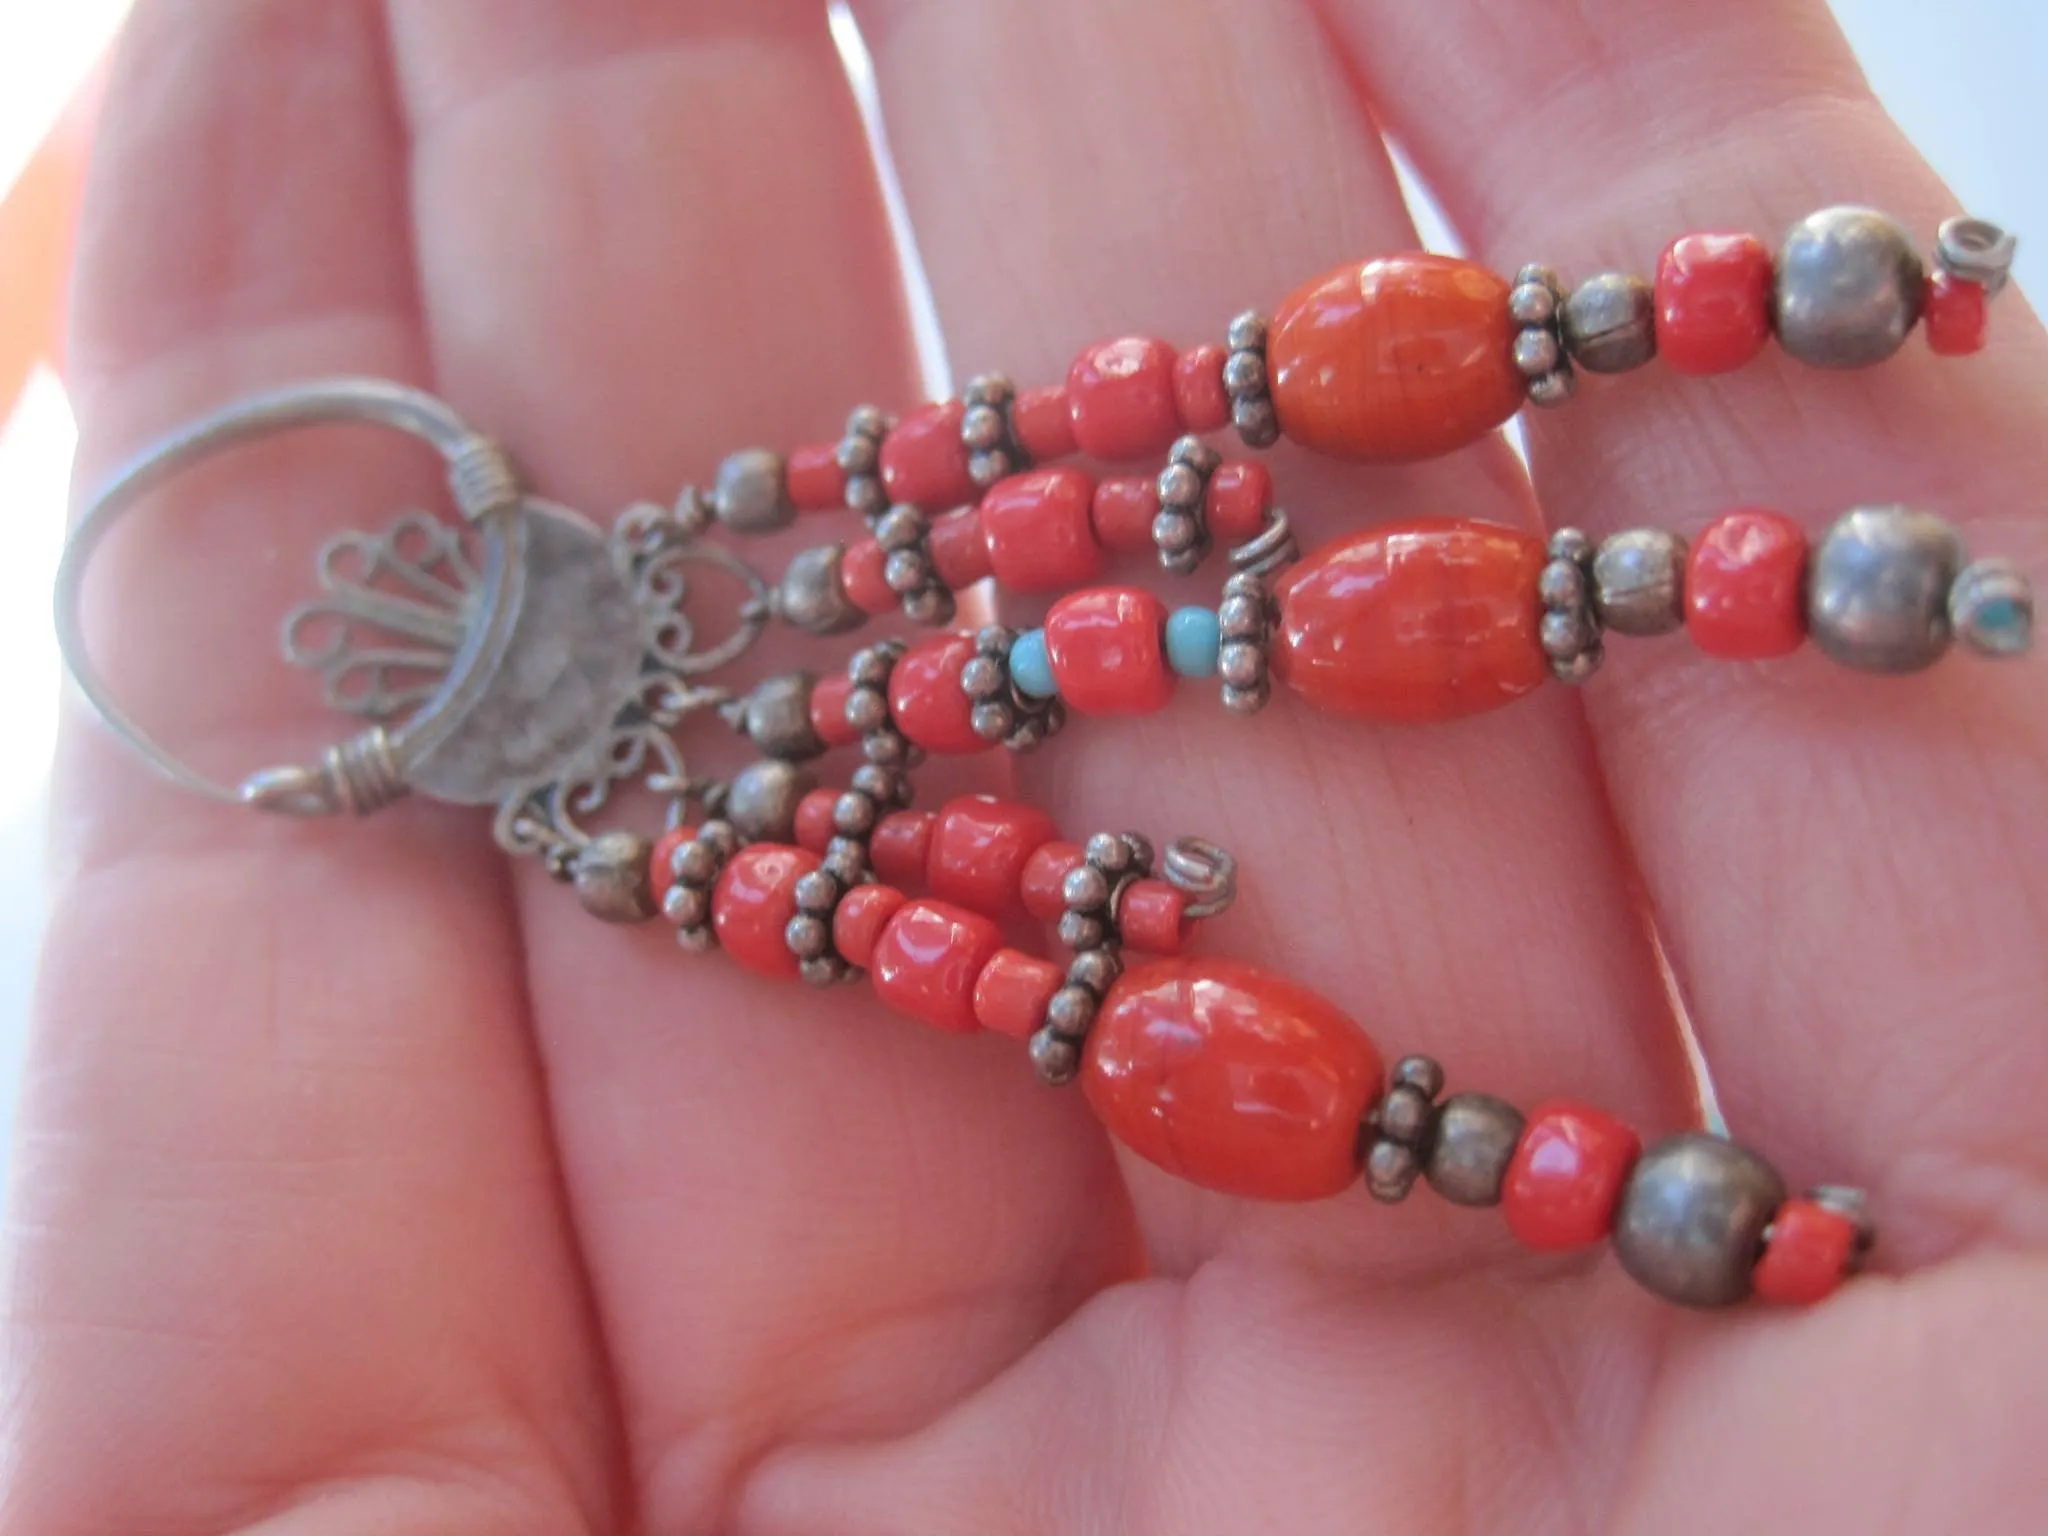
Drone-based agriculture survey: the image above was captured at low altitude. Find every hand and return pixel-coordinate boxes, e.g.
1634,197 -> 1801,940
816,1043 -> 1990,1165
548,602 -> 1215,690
14,2 -> 2048,1531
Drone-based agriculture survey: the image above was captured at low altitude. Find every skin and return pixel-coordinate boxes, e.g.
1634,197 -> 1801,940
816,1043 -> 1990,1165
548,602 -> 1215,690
9,0 -> 2048,1530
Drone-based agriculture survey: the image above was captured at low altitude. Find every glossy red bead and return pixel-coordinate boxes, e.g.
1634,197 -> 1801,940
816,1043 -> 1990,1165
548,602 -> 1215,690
1014,384 -> 1079,460
1685,508 -> 1809,660
1206,461 -> 1273,543
1067,337 -> 1182,462
1654,232 -> 1774,375
870,899 -> 1006,1033
650,825 -> 694,904
1268,255 -> 1522,462
841,537 -> 896,615
980,467 -> 1106,591
1752,1198 -> 1858,1305
1502,1102 -> 1642,1252
927,796 -> 1060,919
1117,880 -> 1190,954
1173,343 -> 1232,433
1271,519 -> 1549,722
1924,271 -> 1989,356
1083,957 -> 1384,1201
787,441 -> 846,511
928,508 -> 992,588
888,632 -> 984,755
808,675 -> 859,748
1045,587 -> 1176,716
1089,476 -> 1160,554
833,883 -> 906,970
973,948 -> 1065,1039
869,810 -> 936,887
1021,840 -> 1085,922
794,789 -> 838,853
881,399 -> 978,511
712,844 -> 818,980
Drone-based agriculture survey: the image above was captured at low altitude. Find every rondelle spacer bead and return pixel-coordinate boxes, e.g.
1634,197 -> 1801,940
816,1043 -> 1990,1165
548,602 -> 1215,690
784,912 -> 831,960
1537,557 -> 1587,611
1217,641 -> 1265,690
1226,311 -> 1268,352
1548,527 -> 1596,566
1365,1138 -> 1422,1204
1376,1082 -> 1436,1147
844,685 -> 890,734
1773,206 -> 1926,369
971,701 -> 1014,741
1513,328 -> 1563,378
1592,529 -> 1688,637
822,838 -> 869,887
675,839 -> 724,888
663,884 -> 710,929
1806,506 -> 1962,673
1551,645 -> 1604,684
1085,831 -> 1133,873
883,549 -> 929,596
1612,1132 -> 1786,1308
1424,1093 -> 1526,1206
1540,607 -> 1597,660
960,655 -> 1005,699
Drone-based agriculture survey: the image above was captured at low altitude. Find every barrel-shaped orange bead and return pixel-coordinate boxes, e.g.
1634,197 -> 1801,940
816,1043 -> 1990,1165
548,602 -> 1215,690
1272,518 -> 1549,722
1082,958 -> 1384,1201
1269,255 -> 1523,462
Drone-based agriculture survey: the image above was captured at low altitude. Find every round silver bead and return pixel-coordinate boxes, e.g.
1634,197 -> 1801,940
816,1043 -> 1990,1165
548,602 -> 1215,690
1548,528 -> 1596,566
960,655 -> 1006,698
1226,311 -> 1269,352
1393,1054 -> 1445,1099
883,548 -> 929,596
1045,984 -> 1097,1038
1526,368 -> 1577,408
794,869 -> 842,916
1773,206 -> 1926,369
711,448 -> 795,534
1365,1138 -> 1421,1204
876,504 -> 925,551
674,838 -> 723,888
964,372 -> 1013,406
971,701 -> 1015,741
844,684 -> 890,733
1067,948 -> 1122,995
725,759 -> 812,844
1949,556 -> 2034,657
822,839 -> 868,886
850,645 -> 897,687
1807,506 -> 1963,672
1613,1133 -> 1786,1308
571,832 -> 656,924
1592,529 -> 1688,637
777,545 -> 864,636
1085,832 -> 1132,874
1058,912 -> 1107,952
1424,1094 -> 1526,1206
1377,1083 -> 1435,1147
1217,641 -> 1265,690
1063,864 -> 1112,912
1507,280 -> 1558,327
832,792 -> 877,838
903,587 -> 955,626
1232,397 -> 1279,448
1538,557 -> 1587,611
1513,327 -> 1563,378
976,625 -> 1014,655
784,912 -> 831,960
739,672 -> 825,761
663,884 -> 710,929
1029,1028 -> 1081,1086
1540,607 -> 1596,660
1561,273 -> 1657,374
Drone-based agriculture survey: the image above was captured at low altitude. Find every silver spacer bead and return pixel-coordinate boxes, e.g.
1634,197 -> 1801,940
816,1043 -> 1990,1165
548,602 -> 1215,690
675,922 -> 719,954
663,884 -> 711,929
1392,1054 -> 1445,1100
1561,273 -> 1658,374
794,869 -> 842,916
971,700 -> 1015,742
1045,984 -> 1098,1039
844,684 -> 890,734
1935,215 -> 2016,298
1058,911 -> 1108,952
1365,1138 -> 1422,1204
1526,366 -> 1578,408
1592,529 -> 1688,637
822,838 -> 869,887
876,503 -> 926,551
1066,948 -> 1123,996
1029,1027 -> 1082,1086
1063,864 -> 1113,912
1513,327 -> 1563,378
832,791 -> 877,838
784,912 -> 832,961
1948,556 -> 2034,657
1225,311 -> 1269,352
1376,1082 -> 1436,1148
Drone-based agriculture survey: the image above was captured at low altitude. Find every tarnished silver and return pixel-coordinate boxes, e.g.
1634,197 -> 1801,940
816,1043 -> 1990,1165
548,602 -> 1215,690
725,759 -> 811,843
572,831 -> 657,923
1562,273 -> 1657,374
1935,215 -> 2016,298
776,544 -> 866,636
1807,1184 -> 1877,1270
1067,948 -> 1122,996
1224,310 -> 1279,449
1513,327 -> 1562,378
1507,278 -> 1558,328
1392,1054 -> 1445,1101
1154,437 -> 1220,575
1378,1082 -> 1434,1146
722,671 -> 825,761
1949,556 -> 2034,657
1540,608 -> 1597,660
1046,985 -> 1096,1037
1511,266 -> 1575,406
1228,510 -> 1299,580
1807,506 -> 1963,672
963,372 -> 1028,488
1365,1139 -> 1421,1204
1424,1093 -> 1525,1206
711,448 -> 795,535
1773,207 -> 1926,368
1538,556 -> 1586,611
1029,1027 -> 1081,1086
1162,835 -> 1237,920
1613,1133 -> 1785,1308
1216,571 -> 1275,715
1058,911 -> 1107,952
1527,370 -> 1577,408
836,405 -> 892,520
1593,529 -> 1688,636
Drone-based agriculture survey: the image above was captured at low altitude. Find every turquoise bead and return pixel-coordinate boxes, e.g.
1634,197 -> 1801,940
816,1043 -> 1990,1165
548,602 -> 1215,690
1165,606 -> 1221,678
1010,629 -> 1057,697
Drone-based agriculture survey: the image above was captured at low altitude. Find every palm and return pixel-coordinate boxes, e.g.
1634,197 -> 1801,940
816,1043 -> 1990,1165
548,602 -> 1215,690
14,2 -> 2048,1531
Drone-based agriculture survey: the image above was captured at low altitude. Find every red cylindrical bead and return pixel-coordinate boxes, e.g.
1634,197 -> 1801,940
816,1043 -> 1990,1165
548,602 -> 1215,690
808,675 -> 859,748
980,467 -> 1106,591
888,632 -> 985,756
1067,337 -> 1182,462
1022,841 -> 1085,922
1083,957 -> 1385,1201
1174,343 -> 1232,433
870,899 -> 1006,1033
1205,461 -> 1273,543
1655,232 -> 1774,375
1090,476 -> 1161,554
1117,880 -> 1190,955
833,883 -> 906,970
1752,1198 -> 1858,1305
1014,384 -> 1079,460
973,948 -> 1065,1039
712,844 -> 818,980
841,538 -> 896,616
1685,508 -> 1809,660
870,810 -> 936,887
794,789 -> 838,853
1271,519 -> 1549,722
1502,1102 -> 1643,1252
1045,587 -> 1176,716
881,399 -> 978,511
1924,271 -> 1989,356
650,825 -> 694,905
787,441 -> 847,511
925,795 -> 1060,919
928,508 -> 992,588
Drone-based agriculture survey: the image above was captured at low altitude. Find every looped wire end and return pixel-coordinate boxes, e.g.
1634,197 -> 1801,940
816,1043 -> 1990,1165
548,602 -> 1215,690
446,433 -> 525,522
1163,835 -> 1238,920
1229,510 -> 1298,579
239,727 -> 408,817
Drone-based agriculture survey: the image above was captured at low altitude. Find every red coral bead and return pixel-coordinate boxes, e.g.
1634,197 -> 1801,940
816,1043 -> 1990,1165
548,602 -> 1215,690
712,844 -> 818,980
787,441 -> 846,511
1084,957 -> 1384,1201
1654,232 -> 1774,375
650,825 -> 695,904
928,508 -> 992,588
870,899 -> 1006,1033
1045,587 -> 1176,716
980,467 -> 1106,591
1272,519 -> 1549,722
1021,840 -> 1085,922
1089,475 -> 1160,555
1752,1198 -> 1858,1305
808,675 -> 859,749
927,796 -> 1061,919
794,789 -> 838,853
973,948 -> 1065,1039
1502,1102 -> 1642,1252
1206,461 -> 1273,543
1067,337 -> 1182,462
1116,880 -> 1190,955
889,632 -> 985,756
833,883 -> 907,970
1685,508 -> 1809,660
841,537 -> 896,616
1924,271 -> 1989,356
881,399 -> 978,511
1173,343 -> 1232,433
1013,384 -> 1078,461
869,810 -> 936,887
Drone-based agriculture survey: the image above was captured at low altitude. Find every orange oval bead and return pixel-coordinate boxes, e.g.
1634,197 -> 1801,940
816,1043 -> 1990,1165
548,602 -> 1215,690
1269,255 -> 1522,462
1082,958 -> 1383,1201
1272,518 -> 1548,722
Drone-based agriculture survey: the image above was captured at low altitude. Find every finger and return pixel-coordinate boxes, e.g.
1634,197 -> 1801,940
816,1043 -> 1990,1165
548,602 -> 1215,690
380,2 -> 1139,1519
1319,0 -> 2048,1261
851,0 -> 1690,1279
22,3 -> 616,1532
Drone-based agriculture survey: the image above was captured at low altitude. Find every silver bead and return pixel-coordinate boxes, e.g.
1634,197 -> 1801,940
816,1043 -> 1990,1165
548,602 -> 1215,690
1170,435 -> 1222,473
903,587 -> 955,626
862,729 -> 909,767
1807,506 -> 1962,673
671,486 -> 715,539
876,504 -> 925,551
777,545 -> 865,635
822,839 -> 868,886
1217,641 -> 1265,690
726,759 -> 812,844
961,655 -> 1006,699
1217,594 -> 1267,639
572,832 -> 656,924
850,644 -> 898,686
1514,263 -> 1561,291
1232,397 -> 1279,448
1377,1083 -> 1435,1147
1365,1139 -> 1421,1204
1526,368 -> 1576,408
1513,327 -> 1563,378
1935,215 -> 2016,297
1424,1094 -> 1525,1206
1029,1027 -> 1081,1086
1538,557 -> 1587,611
844,475 -> 886,520
1613,1133 -> 1785,1308
784,912 -> 831,960
738,672 -> 825,761
1158,462 -> 1205,509
961,402 -> 1007,452
674,838 -> 723,887
1773,206 -> 1926,369
1561,273 -> 1657,373
883,548 -> 929,596
1393,1054 -> 1444,1099
663,884 -> 710,928
1119,832 -> 1154,872
835,432 -> 879,476
1045,984 -> 1097,1038
971,701 -> 1014,741
969,449 -> 1013,488
1592,529 -> 1688,637
1084,832 -> 1132,873
1548,528 -> 1596,566
849,763 -> 900,802
1063,864 -> 1112,912
1067,948 -> 1122,995
1226,311 -> 1269,352
1949,556 -> 2034,657
976,626 -> 1014,655
844,685 -> 890,733
964,372 -> 1014,406
832,791 -> 877,838
1507,280 -> 1558,327
1222,349 -> 1267,396
1540,607 -> 1596,660
794,869 -> 841,915
711,448 -> 795,534
799,955 -> 844,987
1221,679 -> 1271,715
846,404 -> 890,440
698,820 -> 740,857
675,923 -> 718,954
1550,644 -> 1604,685
1058,911 -> 1107,951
